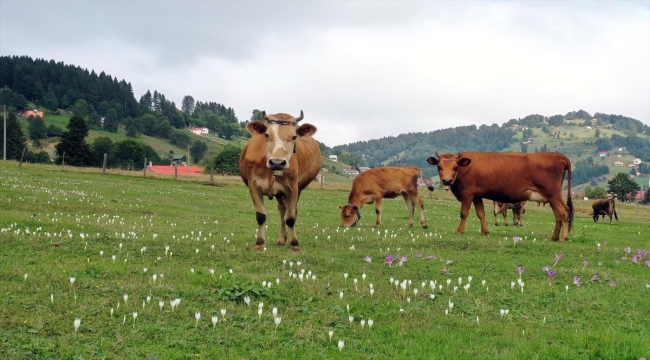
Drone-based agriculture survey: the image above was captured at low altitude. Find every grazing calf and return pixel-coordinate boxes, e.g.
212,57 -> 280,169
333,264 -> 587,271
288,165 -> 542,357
426,151 -> 573,241
493,201 -> 526,226
239,111 -> 321,252
592,198 -> 618,224
339,166 -> 434,228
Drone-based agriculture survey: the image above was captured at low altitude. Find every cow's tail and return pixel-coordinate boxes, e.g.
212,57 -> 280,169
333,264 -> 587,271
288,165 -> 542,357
612,199 -> 618,221
418,168 -> 435,192
565,156 -> 574,231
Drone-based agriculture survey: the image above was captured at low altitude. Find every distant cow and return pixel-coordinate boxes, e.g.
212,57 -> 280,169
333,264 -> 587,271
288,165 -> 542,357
592,198 -> 618,224
426,151 -> 573,241
493,201 -> 526,226
339,166 -> 434,228
239,111 -> 321,252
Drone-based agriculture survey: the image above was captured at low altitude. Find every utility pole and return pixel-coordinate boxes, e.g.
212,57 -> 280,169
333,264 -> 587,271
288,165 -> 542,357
3,105 -> 6,160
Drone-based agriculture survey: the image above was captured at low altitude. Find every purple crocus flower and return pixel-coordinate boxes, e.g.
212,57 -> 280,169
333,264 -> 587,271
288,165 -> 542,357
517,266 -> 525,277
645,259 -> 650,267
364,256 -> 372,263
603,242 -> 608,246
591,275 -> 599,281
513,236 -> 522,244
542,265 -> 551,273
552,253 -> 564,267
582,260 -> 588,267
416,253 -> 423,258
609,281 -> 617,287
385,255 -> 395,266
624,247 -> 631,254
547,271 -> 556,283
426,255 -> 436,260
631,254 -> 641,264
573,276 -> 583,286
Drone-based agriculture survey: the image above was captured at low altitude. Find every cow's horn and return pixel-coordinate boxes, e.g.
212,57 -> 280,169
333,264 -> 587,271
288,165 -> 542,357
435,150 -> 440,158
261,111 -> 269,121
295,110 -> 304,122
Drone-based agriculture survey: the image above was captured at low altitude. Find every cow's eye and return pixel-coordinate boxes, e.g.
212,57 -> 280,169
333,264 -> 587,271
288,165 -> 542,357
264,133 -> 270,140
345,214 -> 350,218
291,135 -> 297,141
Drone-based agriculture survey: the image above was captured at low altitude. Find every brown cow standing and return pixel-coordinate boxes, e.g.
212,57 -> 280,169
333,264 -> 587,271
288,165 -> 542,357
493,201 -> 526,226
592,198 -> 618,224
239,111 -> 321,252
339,166 -> 434,228
426,151 -> 573,241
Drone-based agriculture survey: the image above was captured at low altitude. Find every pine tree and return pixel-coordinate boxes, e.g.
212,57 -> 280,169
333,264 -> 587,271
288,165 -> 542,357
55,115 -> 91,166
1,111 -> 26,160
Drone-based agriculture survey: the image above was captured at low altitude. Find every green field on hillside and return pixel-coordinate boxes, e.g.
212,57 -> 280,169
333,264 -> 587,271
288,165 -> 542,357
1,161 -> 649,359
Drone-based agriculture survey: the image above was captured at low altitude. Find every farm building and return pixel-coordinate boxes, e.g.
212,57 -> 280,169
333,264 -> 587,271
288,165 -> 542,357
189,127 -> 209,136
19,109 -> 44,118
147,165 -> 203,175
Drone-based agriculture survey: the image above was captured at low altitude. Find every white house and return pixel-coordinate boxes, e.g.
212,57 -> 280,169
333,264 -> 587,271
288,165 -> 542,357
633,158 -> 643,165
343,168 -> 359,175
328,155 -> 338,162
190,127 -> 209,136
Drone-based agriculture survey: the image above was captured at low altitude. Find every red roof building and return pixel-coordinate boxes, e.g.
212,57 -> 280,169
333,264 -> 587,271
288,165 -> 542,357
147,165 -> 203,175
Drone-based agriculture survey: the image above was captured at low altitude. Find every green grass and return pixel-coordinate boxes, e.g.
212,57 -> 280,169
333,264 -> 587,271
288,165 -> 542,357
1,161 -> 650,359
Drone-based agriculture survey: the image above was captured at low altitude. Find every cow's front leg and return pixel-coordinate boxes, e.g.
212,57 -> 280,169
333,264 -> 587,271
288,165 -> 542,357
416,197 -> 428,229
473,198 -> 489,235
374,197 -> 384,227
248,184 -> 267,252
276,194 -> 287,246
456,197 -> 473,234
284,187 -> 301,252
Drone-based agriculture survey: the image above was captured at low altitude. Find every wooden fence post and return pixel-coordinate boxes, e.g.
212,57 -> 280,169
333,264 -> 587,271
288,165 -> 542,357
102,153 -> 107,174
144,158 -> 147,178
210,167 -> 214,185
19,147 -> 26,168
61,151 -> 65,169
174,165 -> 178,180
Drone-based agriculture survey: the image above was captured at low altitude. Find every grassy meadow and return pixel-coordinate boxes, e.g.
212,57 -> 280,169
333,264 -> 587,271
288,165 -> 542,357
1,161 -> 650,359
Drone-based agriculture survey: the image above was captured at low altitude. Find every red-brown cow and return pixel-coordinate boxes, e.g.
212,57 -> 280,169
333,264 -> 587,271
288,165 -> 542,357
493,201 -> 526,226
426,151 -> 573,241
339,166 -> 434,228
592,198 -> 618,224
239,111 -> 321,252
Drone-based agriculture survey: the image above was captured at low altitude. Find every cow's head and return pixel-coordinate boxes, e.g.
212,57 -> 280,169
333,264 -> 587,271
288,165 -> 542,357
339,203 -> 361,227
426,151 -> 471,190
246,111 -> 317,171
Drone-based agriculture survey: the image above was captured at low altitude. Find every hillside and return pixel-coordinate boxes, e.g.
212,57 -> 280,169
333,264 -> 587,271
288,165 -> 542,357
332,112 -> 650,191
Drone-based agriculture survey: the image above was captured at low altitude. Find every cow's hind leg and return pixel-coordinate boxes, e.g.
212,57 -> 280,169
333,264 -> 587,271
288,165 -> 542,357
548,196 -> 569,241
402,194 -> 415,228
413,193 -> 428,229
473,198 -> 490,235
275,195 -> 288,246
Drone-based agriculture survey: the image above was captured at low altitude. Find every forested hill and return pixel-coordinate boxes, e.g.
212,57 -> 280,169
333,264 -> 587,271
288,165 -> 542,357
331,112 -> 650,180
0,55 -> 240,135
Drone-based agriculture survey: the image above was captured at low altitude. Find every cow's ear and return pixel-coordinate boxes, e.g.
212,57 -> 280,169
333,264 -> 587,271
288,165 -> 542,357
338,205 -> 344,210
426,157 -> 439,166
458,158 -> 471,167
246,121 -> 267,135
296,124 -> 317,138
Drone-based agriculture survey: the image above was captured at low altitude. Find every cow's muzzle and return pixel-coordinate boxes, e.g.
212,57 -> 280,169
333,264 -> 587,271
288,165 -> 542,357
267,159 -> 288,170
441,178 -> 453,191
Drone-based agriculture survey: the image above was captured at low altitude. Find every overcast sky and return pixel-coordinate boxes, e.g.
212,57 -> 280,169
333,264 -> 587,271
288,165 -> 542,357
1,1 -> 648,146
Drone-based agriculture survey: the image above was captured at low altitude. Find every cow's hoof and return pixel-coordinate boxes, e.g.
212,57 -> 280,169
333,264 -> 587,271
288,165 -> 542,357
422,224 -> 428,229
481,232 -> 489,236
